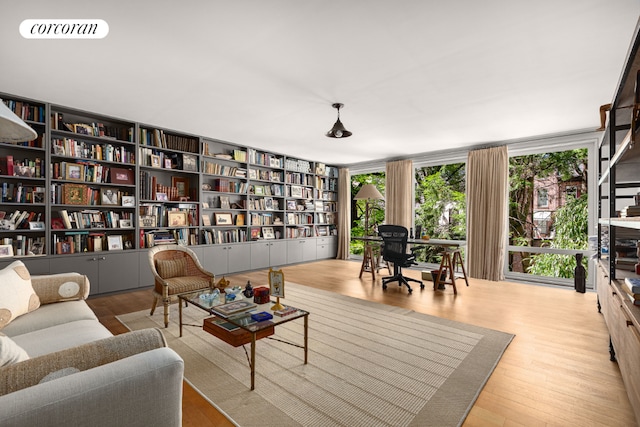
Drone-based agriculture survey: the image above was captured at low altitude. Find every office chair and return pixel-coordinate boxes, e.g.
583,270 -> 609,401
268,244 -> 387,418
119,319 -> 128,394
378,225 -> 424,293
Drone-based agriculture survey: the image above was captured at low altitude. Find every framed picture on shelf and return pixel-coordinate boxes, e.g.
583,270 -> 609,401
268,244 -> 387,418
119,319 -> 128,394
219,196 -> 230,209
168,211 -> 188,227
100,188 -> 119,205
248,169 -> 257,180
33,191 -> 45,204
183,154 -> 198,172
202,214 -> 211,226
119,219 -> 132,228
164,158 -> 172,169
29,221 -> 45,230
202,202 -> 210,209
214,212 -> 233,225
121,195 -> 135,207
139,215 -> 156,227
287,200 -> 297,210
264,197 -> 274,210
171,176 -> 190,198
91,221 -> 106,228
290,186 -> 303,198
262,226 -> 275,240
250,227 -> 260,240
150,154 -> 161,168
0,244 -> 14,257
107,235 -> 123,250
66,163 -> 84,181
109,167 -> 134,185
254,185 -> 264,195
63,184 -> 87,205
156,192 -> 168,201
56,240 -> 73,254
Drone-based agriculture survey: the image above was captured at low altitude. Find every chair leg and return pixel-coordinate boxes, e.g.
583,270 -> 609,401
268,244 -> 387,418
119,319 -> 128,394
150,295 -> 158,315
163,297 -> 170,328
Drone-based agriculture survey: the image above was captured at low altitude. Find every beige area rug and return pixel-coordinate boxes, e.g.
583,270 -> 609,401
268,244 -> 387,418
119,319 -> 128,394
117,283 -> 513,427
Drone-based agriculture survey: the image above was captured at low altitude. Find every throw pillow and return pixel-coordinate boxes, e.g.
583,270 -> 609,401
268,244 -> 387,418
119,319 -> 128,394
0,328 -> 167,395
0,333 -> 29,367
156,257 -> 187,279
0,260 -> 40,329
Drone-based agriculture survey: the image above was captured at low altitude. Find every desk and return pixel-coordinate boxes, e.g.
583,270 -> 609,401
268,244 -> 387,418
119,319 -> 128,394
352,236 -> 468,292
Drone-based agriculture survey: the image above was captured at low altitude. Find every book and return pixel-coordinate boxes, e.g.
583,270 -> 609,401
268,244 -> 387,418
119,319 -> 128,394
626,292 -> 640,306
211,300 -> 257,318
274,306 -> 298,317
623,278 -> 640,294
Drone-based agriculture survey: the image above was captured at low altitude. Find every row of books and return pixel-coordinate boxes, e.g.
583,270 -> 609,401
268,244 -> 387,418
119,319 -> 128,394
211,179 -> 248,194
202,161 -> 246,177
4,235 -> 45,256
3,99 -> 45,123
0,210 -> 42,229
139,205 -> 197,227
0,155 -> 44,178
51,161 -> 112,183
51,138 -> 135,164
247,149 -> 284,168
201,228 -> 248,244
286,212 -> 314,225
1,183 -> 45,203
51,113 -> 134,142
623,278 -> 640,306
315,176 -> 338,191
285,172 -> 314,186
248,197 -> 281,211
621,205 -> 640,217
251,168 -> 283,182
249,212 -> 282,226
285,158 -> 312,173
252,183 -> 284,197
139,128 -> 199,154
57,209 -> 132,230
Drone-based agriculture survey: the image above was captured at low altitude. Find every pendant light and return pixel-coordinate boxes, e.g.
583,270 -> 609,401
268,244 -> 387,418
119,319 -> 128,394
326,103 -> 352,138
0,99 -> 37,143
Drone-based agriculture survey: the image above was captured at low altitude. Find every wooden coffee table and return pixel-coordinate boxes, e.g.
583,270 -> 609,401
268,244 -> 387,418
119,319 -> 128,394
178,290 -> 309,390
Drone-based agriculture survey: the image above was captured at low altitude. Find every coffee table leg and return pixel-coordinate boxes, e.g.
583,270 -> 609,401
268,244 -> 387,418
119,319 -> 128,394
250,332 -> 256,390
304,314 -> 308,364
178,298 -> 183,337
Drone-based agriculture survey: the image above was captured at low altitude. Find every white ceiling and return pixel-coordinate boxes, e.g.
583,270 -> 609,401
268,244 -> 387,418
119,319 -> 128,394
1,1 -> 639,166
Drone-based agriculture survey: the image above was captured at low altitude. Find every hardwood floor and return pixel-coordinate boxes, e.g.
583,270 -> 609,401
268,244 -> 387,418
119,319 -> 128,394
87,259 -> 637,427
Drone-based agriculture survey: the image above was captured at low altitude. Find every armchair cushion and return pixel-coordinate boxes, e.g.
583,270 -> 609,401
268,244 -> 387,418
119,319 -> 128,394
156,258 -> 187,279
0,328 -> 167,396
162,276 -> 212,295
0,333 -> 29,367
0,261 -> 40,329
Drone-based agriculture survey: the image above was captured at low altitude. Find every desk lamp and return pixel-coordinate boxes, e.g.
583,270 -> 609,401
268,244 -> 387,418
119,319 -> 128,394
354,184 -> 384,236
0,99 -> 38,143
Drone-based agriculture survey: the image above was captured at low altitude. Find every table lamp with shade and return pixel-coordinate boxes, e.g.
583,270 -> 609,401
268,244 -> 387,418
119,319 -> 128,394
354,183 -> 384,236
0,99 -> 38,143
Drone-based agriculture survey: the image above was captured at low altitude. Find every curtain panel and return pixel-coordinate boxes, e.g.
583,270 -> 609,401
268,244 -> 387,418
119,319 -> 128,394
466,146 -> 508,281
336,167 -> 351,259
385,159 -> 413,229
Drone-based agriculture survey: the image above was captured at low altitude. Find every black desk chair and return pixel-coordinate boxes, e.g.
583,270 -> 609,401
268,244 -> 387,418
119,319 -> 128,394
378,225 -> 424,293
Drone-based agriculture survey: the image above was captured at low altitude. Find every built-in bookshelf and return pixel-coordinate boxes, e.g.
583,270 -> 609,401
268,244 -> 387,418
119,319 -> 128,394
0,96 -> 47,257
0,92 -> 339,264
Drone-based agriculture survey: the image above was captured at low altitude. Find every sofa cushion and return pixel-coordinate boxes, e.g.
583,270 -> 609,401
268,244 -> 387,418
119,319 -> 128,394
0,328 -> 167,396
0,333 -> 29,367
156,257 -> 187,279
0,261 -> 40,329
31,273 -> 90,304
12,319 -> 112,358
1,300 -> 98,338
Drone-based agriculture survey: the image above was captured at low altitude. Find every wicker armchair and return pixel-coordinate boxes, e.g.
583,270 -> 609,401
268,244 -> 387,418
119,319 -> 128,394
149,245 -> 215,327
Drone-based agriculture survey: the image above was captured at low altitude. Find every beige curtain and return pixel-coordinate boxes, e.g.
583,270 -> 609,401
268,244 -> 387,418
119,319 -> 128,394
466,146 -> 508,281
385,159 -> 413,229
336,167 -> 351,259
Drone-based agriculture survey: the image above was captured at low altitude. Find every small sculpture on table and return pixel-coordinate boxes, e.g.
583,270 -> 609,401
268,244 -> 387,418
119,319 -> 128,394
243,280 -> 254,298
268,267 -> 285,311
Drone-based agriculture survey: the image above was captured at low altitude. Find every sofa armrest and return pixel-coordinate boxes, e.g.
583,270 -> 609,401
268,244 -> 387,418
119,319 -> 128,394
0,347 -> 184,427
30,272 -> 90,304
0,328 -> 166,395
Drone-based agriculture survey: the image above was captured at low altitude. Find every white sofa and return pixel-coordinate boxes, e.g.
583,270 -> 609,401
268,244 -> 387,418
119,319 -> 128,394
0,261 -> 184,427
